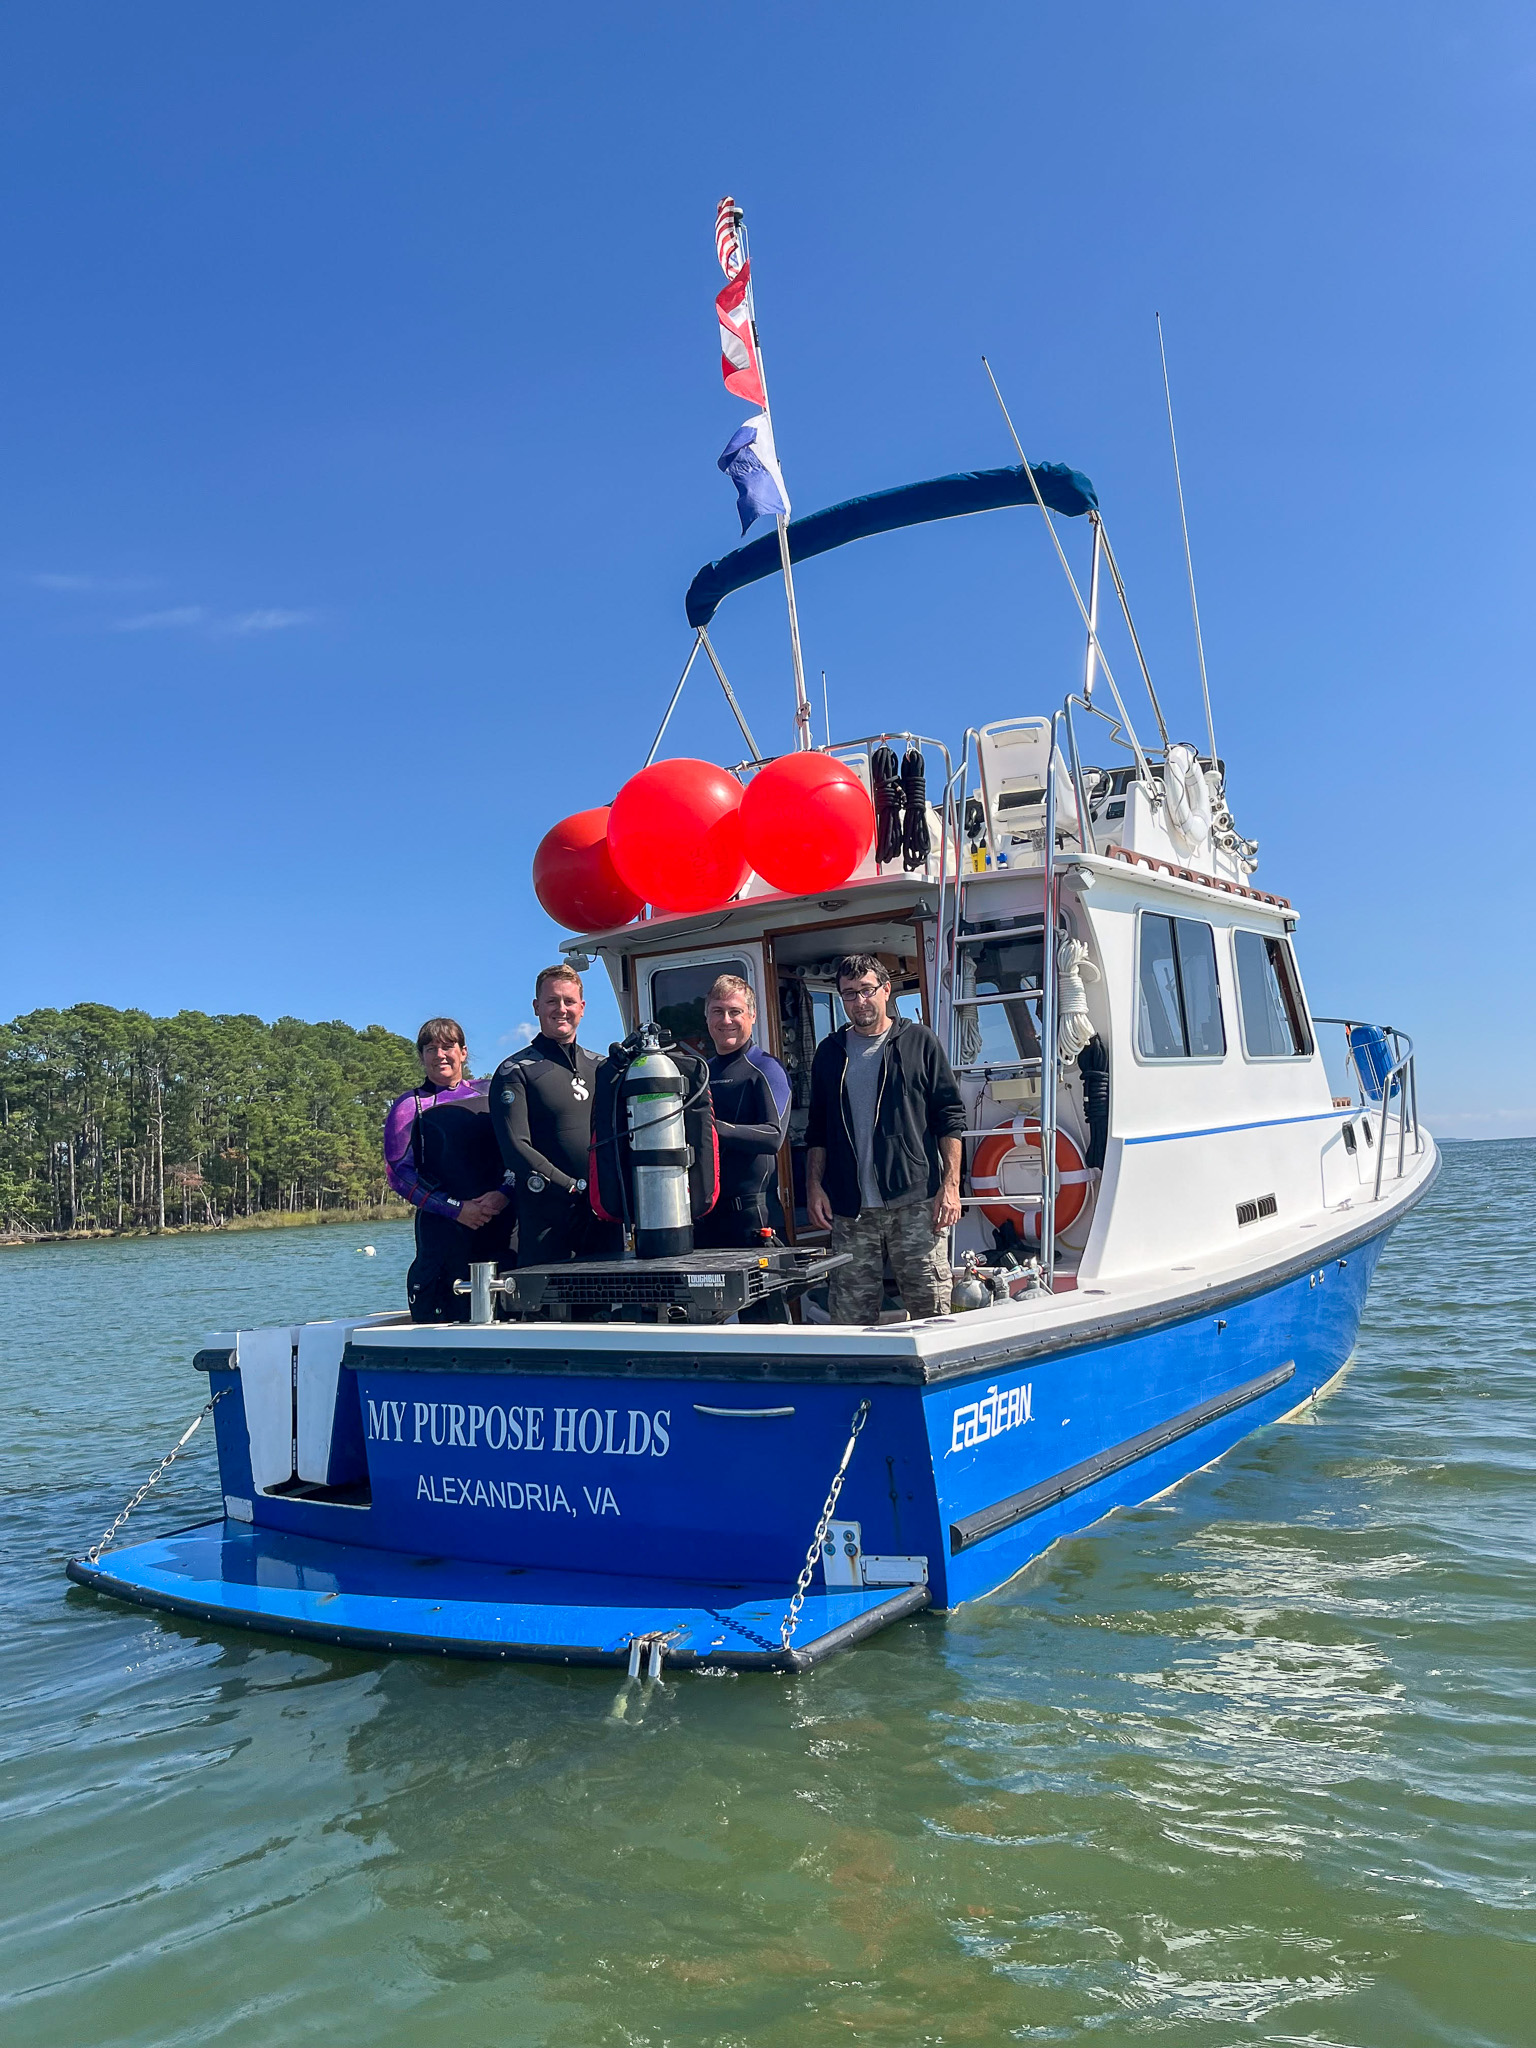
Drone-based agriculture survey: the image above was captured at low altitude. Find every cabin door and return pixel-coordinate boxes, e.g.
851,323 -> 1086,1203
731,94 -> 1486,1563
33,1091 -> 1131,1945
763,921 -> 931,1243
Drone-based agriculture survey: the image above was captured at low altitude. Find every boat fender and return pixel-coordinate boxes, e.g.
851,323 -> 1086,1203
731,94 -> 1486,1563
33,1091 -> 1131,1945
1163,742 -> 1213,856
969,1117 -> 1092,1243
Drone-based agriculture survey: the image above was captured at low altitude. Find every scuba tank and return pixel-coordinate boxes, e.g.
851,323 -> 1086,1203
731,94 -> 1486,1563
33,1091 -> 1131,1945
589,1023 -> 719,1258
625,1033 -> 694,1259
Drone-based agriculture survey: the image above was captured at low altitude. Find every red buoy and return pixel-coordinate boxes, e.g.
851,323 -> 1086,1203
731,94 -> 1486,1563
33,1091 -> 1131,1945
740,751 -> 875,894
532,807 -> 643,932
606,759 -> 749,914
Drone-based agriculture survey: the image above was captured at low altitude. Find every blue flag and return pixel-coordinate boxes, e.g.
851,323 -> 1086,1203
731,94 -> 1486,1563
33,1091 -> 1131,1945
718,412 -> 791,534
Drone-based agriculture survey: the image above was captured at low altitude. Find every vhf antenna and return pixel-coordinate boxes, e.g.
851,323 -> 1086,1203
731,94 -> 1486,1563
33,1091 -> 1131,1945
1156,313 -> 1218,771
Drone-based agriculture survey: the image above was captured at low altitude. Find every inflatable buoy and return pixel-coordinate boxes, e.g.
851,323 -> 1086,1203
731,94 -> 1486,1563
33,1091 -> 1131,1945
970,1117 -> 1092,1242
607,758 -> 750,914
532,807 -> 643,932
739,752 -> 875,894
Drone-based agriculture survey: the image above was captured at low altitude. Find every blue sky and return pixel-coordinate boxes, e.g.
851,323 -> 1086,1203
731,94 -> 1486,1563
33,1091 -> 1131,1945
2,5 -> 1530,1137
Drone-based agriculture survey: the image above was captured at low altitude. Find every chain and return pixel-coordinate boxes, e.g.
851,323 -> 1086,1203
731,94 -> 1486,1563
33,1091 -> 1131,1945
85,1389 -> 229,1565
780,1397 -> 872,1650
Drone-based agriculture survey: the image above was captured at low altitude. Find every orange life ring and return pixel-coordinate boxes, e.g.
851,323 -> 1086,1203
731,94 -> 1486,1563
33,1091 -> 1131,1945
970,1118 -> 1092,1242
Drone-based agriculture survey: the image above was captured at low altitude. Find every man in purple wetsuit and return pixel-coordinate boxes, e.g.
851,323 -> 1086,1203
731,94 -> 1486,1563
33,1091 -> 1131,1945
383,1018 -> 516,1322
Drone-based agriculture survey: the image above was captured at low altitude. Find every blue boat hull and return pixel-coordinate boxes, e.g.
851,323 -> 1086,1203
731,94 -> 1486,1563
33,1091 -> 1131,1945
69,1212 -> 1403,1666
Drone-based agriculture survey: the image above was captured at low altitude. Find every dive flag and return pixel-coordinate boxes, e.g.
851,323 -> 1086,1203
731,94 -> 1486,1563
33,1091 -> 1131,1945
715,263 -> 766,408
719,412 -> 790,533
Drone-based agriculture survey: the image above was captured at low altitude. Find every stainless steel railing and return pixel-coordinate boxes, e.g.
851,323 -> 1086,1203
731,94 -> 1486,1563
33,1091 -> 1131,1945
1313,1017 -> 1422,1199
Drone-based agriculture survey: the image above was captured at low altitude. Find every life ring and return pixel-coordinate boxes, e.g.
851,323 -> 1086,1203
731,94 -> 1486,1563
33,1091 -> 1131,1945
1162,742 -> 1212,856
970,1117 -> 1092,1242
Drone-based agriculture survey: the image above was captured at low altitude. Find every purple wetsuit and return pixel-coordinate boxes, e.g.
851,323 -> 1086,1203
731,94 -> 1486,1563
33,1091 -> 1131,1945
383,1076 -> 515,1319
383,1075 -> 512,1218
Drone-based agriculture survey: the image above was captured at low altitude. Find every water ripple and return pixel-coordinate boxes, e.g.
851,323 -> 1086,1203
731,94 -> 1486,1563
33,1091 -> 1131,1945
2,1152 -> 1534,2045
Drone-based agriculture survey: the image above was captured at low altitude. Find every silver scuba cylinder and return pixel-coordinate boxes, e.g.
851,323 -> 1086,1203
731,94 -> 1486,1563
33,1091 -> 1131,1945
623,1031 -> 694,1259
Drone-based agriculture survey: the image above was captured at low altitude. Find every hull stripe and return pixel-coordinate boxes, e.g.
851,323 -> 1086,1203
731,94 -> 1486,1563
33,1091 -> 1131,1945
949,1359 -> 1296,1553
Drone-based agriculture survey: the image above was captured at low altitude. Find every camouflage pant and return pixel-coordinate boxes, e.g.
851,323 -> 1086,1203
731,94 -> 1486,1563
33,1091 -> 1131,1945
828,1199 -> 951,1324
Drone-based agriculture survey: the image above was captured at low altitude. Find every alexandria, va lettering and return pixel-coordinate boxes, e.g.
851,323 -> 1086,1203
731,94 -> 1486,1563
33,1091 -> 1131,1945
948,1380 -> 1032,1454
414,1474 -> 622,1516
365,1400 -> 670,1457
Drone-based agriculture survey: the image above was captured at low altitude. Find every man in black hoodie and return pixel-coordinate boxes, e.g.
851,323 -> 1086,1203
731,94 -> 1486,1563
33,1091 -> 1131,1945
805,954 -> 965,1322
491,965 -> 620,1266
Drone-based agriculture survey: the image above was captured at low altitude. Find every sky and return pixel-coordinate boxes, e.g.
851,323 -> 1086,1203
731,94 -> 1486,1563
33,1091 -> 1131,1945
1,4 -> 1531,1138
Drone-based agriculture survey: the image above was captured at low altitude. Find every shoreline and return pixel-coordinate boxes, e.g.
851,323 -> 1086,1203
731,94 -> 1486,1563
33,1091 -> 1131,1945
0,1204 -> 410,1250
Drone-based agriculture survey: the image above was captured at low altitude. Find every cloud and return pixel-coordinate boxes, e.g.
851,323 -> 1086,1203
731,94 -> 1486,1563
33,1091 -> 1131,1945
225,608 -> 317,634
114,605 -> 207,632
29,571 -> 156,594
110,604 -> 320,636
499,1021 -> 538,1047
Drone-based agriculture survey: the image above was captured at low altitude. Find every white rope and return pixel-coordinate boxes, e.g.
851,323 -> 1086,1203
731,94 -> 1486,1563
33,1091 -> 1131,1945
1056,936 -> 1100,1060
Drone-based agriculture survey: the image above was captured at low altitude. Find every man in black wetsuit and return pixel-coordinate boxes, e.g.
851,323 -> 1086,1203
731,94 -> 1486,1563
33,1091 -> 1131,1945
383,1018 -> 516,1322
491,965 -> 620,1267
696,974 -> 793,1322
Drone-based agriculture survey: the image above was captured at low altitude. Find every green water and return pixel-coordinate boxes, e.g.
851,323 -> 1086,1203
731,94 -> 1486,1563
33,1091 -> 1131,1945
3,1144 -> 1532,2046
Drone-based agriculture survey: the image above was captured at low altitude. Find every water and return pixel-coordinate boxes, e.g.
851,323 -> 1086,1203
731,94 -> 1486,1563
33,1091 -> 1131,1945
2,1146 -> 1532,2047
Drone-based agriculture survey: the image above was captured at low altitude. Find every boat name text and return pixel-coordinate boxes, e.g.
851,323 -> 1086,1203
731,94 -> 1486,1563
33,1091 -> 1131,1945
367,1400 -> 671,1456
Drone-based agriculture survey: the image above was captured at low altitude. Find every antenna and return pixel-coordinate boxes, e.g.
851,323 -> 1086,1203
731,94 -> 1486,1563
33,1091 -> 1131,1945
821,668 -> 831,749
1156,313 -> 1218,767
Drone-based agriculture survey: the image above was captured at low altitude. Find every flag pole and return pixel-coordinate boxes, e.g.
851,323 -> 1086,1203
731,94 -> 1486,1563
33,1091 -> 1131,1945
732,206 -> 813,752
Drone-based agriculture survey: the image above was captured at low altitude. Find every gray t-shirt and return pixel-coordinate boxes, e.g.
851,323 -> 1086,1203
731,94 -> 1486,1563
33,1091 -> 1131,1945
844,1024 -> 891,1209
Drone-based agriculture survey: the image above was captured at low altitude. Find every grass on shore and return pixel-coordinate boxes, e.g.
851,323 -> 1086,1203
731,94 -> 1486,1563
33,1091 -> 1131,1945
0,1203 -> 410,1248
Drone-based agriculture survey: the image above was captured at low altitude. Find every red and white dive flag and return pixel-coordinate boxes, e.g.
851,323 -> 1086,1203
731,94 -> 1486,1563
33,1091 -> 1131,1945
714,195 -> 766,407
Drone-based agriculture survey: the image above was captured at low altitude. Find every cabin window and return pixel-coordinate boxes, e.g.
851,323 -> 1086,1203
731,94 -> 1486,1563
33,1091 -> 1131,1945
1234,931 -> 1313,1058
1136,914 -> 1226,1059
648,956 -> 754,1055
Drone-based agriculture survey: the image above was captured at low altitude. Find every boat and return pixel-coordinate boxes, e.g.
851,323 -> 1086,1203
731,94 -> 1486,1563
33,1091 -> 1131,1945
68,413 -> 1436,1678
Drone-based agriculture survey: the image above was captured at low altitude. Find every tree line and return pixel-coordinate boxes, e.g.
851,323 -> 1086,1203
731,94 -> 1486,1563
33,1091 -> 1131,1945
0,1005 -> 423,1235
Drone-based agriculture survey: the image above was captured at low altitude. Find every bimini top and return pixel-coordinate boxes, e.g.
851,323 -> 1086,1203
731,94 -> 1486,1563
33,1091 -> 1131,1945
685,460 -> 1098,629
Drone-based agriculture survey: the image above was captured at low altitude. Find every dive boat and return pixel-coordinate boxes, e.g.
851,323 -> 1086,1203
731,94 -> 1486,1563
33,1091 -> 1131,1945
68,458 -> 1436,1674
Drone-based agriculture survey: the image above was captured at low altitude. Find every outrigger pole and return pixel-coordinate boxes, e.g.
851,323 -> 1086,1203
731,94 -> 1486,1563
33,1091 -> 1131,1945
982,357 -> 1153,783
729,203 -> 813,752
1156,313 -> 1219,769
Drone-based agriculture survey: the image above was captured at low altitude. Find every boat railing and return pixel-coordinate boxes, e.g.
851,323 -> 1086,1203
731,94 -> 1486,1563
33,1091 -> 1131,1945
1312,1017 -> 1422,1199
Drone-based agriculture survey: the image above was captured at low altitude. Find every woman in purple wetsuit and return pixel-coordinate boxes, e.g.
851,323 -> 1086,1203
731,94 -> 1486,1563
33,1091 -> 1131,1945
383,1018 -> 516,1322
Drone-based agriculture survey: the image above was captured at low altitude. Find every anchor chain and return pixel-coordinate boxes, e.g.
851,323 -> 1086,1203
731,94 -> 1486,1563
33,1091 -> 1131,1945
780,1397 -> 871,1651
84,1389 -> 230,1565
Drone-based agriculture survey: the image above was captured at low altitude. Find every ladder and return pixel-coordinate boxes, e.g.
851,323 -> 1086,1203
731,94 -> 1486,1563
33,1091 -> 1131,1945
941,716 -> 1070,1286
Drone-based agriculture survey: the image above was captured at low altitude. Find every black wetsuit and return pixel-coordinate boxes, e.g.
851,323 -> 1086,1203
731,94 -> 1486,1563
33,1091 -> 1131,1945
698,1043 -> 792,1321
383,1077 -> 516,1323
490,1034 -> 621,1265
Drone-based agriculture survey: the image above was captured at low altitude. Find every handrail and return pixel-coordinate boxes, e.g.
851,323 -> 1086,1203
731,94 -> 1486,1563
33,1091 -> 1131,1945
1312,1016 -> 1421,1198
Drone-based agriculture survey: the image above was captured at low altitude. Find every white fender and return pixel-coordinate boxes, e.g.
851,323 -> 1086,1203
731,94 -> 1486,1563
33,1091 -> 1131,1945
1163,742 -> 1213,856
